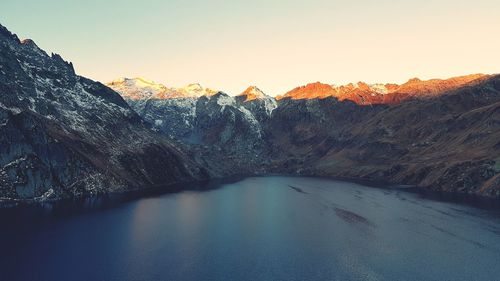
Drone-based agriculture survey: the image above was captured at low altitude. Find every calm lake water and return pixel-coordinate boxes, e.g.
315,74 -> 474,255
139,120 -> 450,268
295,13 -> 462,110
1,176 -> 500,281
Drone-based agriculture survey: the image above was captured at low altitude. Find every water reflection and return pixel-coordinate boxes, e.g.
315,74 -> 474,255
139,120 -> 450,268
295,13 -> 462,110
1,176 -> 500,281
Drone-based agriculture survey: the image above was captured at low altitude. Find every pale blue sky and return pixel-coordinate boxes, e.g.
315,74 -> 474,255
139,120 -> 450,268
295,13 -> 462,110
1,0 -> 499,95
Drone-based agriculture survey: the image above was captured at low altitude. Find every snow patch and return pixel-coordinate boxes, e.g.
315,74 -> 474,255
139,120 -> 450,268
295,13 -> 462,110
369,84 -> 388,94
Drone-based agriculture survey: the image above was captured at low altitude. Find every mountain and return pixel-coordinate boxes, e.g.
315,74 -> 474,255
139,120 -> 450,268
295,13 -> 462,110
108,81 -> 281,176
237,86 -> 268,101
106,87 -> 272,176
107,78 -> 217,100
277,74 -> 489,105
112,75 -> 500,197
268,76 -> 500,196
235,86 -> 277,122
0,24 -> 206,201
107,77 -> 170,100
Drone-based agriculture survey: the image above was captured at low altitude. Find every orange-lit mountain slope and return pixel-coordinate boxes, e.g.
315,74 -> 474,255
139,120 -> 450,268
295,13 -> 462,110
278,74 -> 489,105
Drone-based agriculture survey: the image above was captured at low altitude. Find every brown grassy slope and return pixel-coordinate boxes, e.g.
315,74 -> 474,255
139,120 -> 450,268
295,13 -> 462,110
267,75 -> 500,197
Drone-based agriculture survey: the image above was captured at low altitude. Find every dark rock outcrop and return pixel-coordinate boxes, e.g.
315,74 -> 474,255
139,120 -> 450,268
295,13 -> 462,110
0,24 -> 206,201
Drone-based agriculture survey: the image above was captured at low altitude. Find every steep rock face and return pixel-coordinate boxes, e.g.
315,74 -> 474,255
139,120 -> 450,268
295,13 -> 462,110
129,97 -> 199,138
194,93 -> 263,146
107,82 -> 277,176
190,93 -> 270,176
107,78 -> 219,138
0,24 -> 206,201
235,86 -> 277,123
107,81 -> 276,147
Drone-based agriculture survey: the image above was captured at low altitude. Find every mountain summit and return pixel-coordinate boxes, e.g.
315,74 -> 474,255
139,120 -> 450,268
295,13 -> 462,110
278,74 -> 490,104
238,86 -> 269,101
107,78 -> 217,100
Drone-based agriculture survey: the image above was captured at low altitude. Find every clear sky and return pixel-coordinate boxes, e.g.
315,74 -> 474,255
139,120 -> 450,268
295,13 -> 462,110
1,0 -> 499,95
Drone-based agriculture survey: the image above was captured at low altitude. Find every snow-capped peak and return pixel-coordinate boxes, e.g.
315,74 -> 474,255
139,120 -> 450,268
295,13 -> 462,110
239,86 -> 269,101
107,77 -> 168,100
368,84 -> 389,94
107,78 -> 218,100
179,83 -> 218,97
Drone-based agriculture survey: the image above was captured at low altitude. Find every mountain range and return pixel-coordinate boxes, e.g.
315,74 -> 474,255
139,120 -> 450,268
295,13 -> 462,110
1,23 -> 499,202
277,74 -> 490,104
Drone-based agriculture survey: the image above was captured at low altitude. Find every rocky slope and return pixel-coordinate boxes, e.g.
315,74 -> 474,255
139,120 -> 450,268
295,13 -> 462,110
111,75 -> 500,197
0,24 -> 206,202
268,76 -> 500,197
107,79 -> 278,176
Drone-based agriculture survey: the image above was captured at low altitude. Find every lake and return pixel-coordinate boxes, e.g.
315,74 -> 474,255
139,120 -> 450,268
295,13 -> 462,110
1,176 -> 500,281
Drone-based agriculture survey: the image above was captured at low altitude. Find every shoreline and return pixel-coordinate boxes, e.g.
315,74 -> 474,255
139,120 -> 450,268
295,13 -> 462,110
1,174 -> 500,212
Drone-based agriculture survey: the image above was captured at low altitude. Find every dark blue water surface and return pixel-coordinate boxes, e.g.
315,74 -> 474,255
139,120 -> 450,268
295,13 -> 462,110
1,176 -> 500,281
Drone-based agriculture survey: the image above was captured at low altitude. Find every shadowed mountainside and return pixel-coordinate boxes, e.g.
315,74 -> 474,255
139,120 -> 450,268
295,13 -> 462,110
0,24 -> 207,201
268,76 -> 500,196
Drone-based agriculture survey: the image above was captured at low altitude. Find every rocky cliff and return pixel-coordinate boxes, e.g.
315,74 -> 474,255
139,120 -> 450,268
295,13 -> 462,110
0,24 -> 207,202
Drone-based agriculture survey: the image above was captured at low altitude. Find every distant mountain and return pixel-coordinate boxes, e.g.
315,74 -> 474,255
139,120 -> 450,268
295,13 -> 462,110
0,24 -> 206,201
112,75 -> 500,197
269,77 -> 500,196
235,86 -> 277,122
237,86 -> 269,101
277,74 -> 489,105
107,78 -> 217,100
108,81 -> 279,176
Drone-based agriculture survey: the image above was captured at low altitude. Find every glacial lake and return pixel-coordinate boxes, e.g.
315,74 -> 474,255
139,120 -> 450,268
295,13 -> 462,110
1,176 -> 500,281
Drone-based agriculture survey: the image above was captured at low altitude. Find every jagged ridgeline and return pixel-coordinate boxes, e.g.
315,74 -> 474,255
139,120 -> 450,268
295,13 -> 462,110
0,24 -> 207,201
